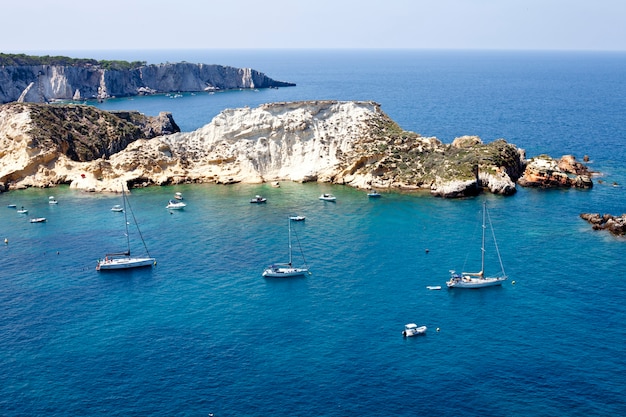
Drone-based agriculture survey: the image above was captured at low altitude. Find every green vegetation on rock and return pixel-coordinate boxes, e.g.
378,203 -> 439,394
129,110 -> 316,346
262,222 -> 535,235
349,113 -> 523,189
0,53 -> 145,70
21,103 -> 147,161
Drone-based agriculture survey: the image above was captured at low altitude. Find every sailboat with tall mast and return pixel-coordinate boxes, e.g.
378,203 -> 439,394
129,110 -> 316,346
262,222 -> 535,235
447,201 -> 507,288
262,218 -> 309,278
97,186 -> 156,271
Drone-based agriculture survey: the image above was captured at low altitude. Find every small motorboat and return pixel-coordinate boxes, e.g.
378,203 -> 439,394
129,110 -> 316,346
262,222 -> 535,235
426,286 -> 441,290
111,205 -> 124,212
7,204 -> 16,208
367,191 -> 381,198
402,323 -> 427,337
250,195 -> 267,203
271,181 -> 280,188
17,207 -> 28,214
174,192 -> 184,200
166,200 -> 187,209
289,215 -> 306,221
48,196 -> 58,204
319,193 -> 336,201
30,217 -> 47,223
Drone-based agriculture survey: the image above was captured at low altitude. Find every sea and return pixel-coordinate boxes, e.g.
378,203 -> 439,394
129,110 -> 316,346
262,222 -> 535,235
1,49 -> 626,416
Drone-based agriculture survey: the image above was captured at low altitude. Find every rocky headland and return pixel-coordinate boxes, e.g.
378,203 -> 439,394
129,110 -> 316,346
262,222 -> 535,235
0,100 -> 593,197
0,55 -> 294,103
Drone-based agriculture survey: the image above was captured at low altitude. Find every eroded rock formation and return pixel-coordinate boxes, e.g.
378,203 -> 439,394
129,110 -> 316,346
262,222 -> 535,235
580,213 -> 626,236
518,155 -> 593,189
0,102 -> 178,190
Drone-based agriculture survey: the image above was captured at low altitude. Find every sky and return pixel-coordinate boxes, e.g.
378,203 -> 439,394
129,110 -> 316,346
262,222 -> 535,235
1,0 -> 625,52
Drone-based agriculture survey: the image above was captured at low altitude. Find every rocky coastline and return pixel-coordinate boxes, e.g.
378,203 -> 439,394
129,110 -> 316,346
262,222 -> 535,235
0,60 -> 295,104
0,100 -> 593,197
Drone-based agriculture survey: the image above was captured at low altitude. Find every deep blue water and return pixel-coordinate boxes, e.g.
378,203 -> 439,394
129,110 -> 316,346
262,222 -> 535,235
2,50 -> 626,416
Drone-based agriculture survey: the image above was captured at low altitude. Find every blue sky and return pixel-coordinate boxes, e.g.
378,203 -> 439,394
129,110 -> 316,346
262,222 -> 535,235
2,0 -> 625,52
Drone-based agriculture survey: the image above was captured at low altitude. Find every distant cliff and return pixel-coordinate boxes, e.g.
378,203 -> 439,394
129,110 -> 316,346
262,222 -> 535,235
0,101 -> 531,197
0,59 -> 295,104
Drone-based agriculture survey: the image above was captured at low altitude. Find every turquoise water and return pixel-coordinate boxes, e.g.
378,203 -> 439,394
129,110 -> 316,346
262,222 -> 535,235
2,50 -> 626,416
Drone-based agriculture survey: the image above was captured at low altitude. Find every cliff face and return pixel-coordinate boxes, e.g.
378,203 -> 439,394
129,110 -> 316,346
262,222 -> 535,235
0,63 -> 295,103
0,101 -> 526,197
0,102 -> 179,190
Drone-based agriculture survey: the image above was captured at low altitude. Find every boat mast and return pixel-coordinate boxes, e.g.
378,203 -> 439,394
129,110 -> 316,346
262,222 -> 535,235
480,201 -> 486,278
486,203 -> 507,278
122,187 -> 131,255
288,219 -> 293,266
124,186 -> 152,258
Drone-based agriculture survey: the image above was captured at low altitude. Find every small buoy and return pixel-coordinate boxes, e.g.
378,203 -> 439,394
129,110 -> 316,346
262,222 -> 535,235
436,328 -> 440,332
512,280 -> 516,285
425,248 -> 429,253
4,238 -> 7,245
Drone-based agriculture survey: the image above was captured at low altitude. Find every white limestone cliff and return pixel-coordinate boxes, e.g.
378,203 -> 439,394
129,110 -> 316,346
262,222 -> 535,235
66,101 -> 387,191
160,100 -> 380,183
0,62 -> 295,104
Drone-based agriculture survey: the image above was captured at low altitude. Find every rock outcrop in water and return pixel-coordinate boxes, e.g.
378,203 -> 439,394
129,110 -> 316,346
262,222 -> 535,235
0,61 -> 295,104
580,213 -> 626,236
0,100 -> 528,196
518,154 -> 593,189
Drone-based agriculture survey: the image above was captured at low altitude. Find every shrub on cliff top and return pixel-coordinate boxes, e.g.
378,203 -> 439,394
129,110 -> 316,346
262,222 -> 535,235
0,53 -> 145,70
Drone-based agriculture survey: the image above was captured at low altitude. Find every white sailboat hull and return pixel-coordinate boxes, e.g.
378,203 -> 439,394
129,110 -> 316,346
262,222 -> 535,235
97,257 -> 155,270
446,275 -> 506,288
262,265 -> 308,278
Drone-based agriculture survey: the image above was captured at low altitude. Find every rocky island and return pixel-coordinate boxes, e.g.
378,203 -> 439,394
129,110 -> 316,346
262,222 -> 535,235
0,54 -> 295,103
0,100 -> 594,197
